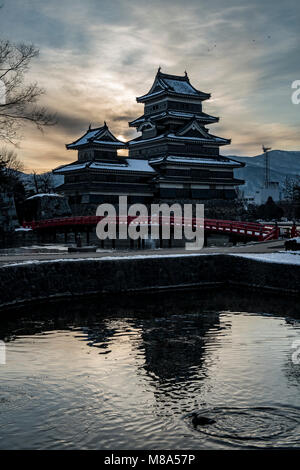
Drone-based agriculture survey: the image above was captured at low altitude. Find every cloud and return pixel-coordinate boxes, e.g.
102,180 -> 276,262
0,0 -> 300,171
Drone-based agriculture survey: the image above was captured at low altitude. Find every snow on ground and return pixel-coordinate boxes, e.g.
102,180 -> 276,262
231,252 -> 300,265
3,251 -> 300,268
26,193 -> 63,200
1,252 -> 215,268
21,245 -> 68,251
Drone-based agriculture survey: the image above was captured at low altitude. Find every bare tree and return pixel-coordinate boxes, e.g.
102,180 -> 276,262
32,171 -> 55,194
0,146 -> 24,188
0,39 -> 56,144
0,146 -> 24,173
283,176 -> 300,201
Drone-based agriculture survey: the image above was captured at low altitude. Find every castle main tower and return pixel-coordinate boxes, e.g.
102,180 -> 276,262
128,69 -> 244,200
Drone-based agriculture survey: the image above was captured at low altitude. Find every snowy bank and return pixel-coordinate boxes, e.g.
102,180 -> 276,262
230,252 -> 300,265
26,193 -> 63,200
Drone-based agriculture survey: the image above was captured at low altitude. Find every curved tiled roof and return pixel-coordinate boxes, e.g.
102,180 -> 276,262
66,124 -> 126,149
137,70 -> 210,102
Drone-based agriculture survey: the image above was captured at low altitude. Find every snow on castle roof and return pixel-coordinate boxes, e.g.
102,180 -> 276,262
137,70 -> 210,102
66,124 -> 126,149
53,158 -> 156,174
128,132 -> 230,146
129,110 -> 218,127
148,155 -> 243,168
162,77 -> 198,95
165,156 -> 243,167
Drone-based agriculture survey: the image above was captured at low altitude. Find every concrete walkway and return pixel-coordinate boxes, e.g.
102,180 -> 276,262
0,239 -> 285,266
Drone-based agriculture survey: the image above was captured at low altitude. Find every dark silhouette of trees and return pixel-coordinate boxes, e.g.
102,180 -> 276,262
0,147 -> 24,188
0,147 -> 26,223
283,176 -> 300,202
32,171 -> 55,194
257,196 -> 284,221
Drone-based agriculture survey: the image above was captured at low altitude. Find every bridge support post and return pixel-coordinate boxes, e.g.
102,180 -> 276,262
169,225 -> 174,248
116,223 -> 119,247
159,219 -> 163,248
204,233 -> 208,247
229,235 -> 237,246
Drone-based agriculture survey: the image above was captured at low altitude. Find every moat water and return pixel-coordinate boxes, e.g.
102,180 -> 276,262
0,290 -> 300,450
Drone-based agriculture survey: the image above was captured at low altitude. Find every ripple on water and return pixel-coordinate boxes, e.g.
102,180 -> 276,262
186,406 -> 300,448
0,386 -> 33,413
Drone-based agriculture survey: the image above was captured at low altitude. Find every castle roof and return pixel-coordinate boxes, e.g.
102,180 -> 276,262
149,155 -> 244,168
136,70 -> 210,103
129,110 -> 219,127
53,158 -> 156,175
66,123 -> 126,150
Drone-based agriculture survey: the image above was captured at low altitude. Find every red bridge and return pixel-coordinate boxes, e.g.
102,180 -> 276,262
21,216 -> 291,242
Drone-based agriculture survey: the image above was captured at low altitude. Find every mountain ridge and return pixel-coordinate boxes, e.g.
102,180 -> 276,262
17,150 -> 300,198
229,150 -> 300,195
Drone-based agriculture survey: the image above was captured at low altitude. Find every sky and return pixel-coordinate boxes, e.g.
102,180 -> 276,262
0,0 -> 300,172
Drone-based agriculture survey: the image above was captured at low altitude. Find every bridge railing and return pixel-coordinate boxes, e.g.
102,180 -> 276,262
22,216 -> 281,241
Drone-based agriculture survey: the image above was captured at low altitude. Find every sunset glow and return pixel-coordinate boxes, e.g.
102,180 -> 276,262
0,0 -> 299,171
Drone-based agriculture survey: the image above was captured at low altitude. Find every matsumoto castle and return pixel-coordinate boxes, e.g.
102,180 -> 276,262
53,69 -> 244,213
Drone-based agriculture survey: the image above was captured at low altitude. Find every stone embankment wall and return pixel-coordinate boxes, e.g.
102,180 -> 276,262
0,254 -> 299,311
